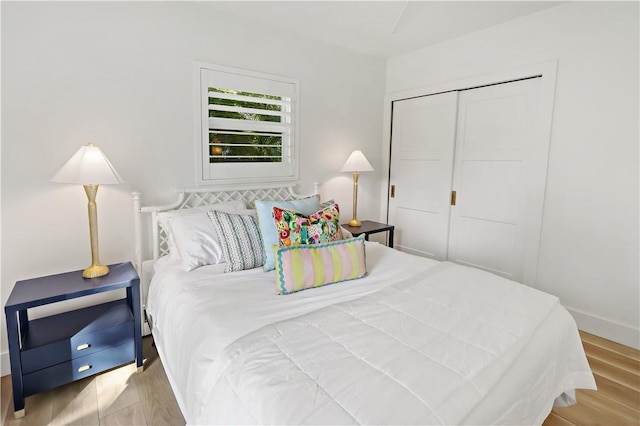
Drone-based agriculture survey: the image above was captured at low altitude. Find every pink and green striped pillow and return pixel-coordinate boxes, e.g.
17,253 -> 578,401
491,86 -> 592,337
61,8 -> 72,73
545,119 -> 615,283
274,235 -> 367,295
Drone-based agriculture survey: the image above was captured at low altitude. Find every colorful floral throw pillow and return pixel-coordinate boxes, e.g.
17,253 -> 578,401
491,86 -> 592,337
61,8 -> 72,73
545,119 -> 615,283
273,203 -> 343,247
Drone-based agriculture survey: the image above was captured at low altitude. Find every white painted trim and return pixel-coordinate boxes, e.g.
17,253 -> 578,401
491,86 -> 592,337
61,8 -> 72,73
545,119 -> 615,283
193,61 -> 301,186
566,306 -> 640,350
381,60 -> 559,216
380,59 -> 558,288
385,59 -> 557,103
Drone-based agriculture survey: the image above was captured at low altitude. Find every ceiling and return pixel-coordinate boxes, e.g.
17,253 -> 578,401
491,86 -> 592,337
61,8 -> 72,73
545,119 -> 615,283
202,1 -> 563,57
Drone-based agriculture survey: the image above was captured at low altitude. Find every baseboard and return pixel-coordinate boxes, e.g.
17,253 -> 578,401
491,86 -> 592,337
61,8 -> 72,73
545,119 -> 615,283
567,306 -> 640,350
1,351 -> 10,377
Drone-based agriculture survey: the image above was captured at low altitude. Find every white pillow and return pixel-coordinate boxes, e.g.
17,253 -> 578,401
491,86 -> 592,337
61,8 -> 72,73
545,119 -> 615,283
171,207 -> 256,272
157,209 -> 202,260
170,213 -> 224,271
156,200 -> 247,261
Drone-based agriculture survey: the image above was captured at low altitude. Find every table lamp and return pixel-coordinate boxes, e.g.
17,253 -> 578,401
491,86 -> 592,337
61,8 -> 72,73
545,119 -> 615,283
51,143 -> 123,278
340,150 -> 374,227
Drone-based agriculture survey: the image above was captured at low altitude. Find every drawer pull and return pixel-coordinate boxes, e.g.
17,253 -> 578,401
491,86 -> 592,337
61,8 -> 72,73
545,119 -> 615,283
78,364 -> 92,373
76,343 -> 90,351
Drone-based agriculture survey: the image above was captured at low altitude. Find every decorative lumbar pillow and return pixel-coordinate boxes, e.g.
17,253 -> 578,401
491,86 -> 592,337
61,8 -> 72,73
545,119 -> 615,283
207,210 -> 265,273
273,203 -> 343,247
157,200 -> 247,260
255,195 -> 321,272
274,236 -> 367,295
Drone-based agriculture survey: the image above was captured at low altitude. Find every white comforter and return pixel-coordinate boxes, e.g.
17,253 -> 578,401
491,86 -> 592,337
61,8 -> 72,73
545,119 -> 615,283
146,243 -> 596,425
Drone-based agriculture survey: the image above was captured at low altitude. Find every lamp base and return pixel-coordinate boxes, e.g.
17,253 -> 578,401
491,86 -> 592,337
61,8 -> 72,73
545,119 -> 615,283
83,264 -> 109,279
348,219 -> 362,227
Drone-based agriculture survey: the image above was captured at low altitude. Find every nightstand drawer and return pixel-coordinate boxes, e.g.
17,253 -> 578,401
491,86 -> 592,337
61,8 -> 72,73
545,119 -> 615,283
21,320 -> 134,374
22,340 -> 135,397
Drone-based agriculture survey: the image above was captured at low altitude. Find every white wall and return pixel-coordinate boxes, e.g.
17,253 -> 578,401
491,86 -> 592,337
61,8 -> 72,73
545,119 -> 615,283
0,2 -> 385,375
386,2 -> 639,348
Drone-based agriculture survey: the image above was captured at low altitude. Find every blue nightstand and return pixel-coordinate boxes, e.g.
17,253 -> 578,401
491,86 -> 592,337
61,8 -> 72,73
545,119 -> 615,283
4,262 -> 143,418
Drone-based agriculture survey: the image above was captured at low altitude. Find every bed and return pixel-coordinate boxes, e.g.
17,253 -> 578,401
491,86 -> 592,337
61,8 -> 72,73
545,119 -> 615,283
133,183 -> 596,425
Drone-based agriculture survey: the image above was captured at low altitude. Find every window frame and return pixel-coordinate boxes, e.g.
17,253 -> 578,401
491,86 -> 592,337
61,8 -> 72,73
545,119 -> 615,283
195,62 -> 300,186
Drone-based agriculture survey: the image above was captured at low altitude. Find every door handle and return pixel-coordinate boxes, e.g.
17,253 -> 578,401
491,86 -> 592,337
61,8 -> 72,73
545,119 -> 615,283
390,185 -> 396,198
451,190 -> 457,206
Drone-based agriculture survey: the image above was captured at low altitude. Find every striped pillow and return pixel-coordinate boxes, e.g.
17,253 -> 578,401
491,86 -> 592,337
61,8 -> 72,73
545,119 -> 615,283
208,210 -> 265,272
274,236 -> 367,295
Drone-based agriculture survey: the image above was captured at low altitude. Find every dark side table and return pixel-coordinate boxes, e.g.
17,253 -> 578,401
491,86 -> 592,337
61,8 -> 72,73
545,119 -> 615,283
342,220 -> 395,248
4,262 -> 143,418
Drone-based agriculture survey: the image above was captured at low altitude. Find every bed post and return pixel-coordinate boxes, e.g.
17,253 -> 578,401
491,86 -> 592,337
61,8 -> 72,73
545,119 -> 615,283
132,191 -> 142,273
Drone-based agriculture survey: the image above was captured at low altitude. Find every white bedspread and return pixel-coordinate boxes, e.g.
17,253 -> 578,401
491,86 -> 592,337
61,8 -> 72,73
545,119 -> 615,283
146,242 -> 596,425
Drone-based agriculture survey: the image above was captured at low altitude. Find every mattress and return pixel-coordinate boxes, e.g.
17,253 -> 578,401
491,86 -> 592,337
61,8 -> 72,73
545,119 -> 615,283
146,242 -> 596,425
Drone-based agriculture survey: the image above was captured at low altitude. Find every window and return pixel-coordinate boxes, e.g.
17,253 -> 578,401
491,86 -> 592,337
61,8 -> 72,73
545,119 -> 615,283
197,63 -> 299,185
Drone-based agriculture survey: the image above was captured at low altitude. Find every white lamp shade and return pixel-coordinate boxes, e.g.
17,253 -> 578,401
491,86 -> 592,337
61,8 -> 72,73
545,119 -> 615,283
52,143 -> 123,185
340,150 -> 374,172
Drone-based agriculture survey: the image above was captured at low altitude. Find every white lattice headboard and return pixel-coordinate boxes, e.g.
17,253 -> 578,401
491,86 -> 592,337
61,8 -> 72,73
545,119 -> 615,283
132,182 -> 318,270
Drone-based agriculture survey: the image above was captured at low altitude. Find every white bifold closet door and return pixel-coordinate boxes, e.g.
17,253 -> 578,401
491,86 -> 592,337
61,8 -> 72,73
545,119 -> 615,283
388,77 -> 547,284
388,92 -> 458,260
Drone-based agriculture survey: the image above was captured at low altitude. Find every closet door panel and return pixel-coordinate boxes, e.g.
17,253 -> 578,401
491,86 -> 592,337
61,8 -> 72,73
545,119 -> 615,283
448,78 -> 541,282
459,160 -> 522,224
394,208 -> 446,258
388,92 -> 458,260
453,217 -> 518,275
394,159 -> 441,212
462,92 -> 532,151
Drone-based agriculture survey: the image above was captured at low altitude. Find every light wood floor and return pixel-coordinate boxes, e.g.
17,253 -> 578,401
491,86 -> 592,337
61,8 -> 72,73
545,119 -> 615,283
1,332 -> 638,425
1,337 -> 185,426
543,331 -> 640,426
